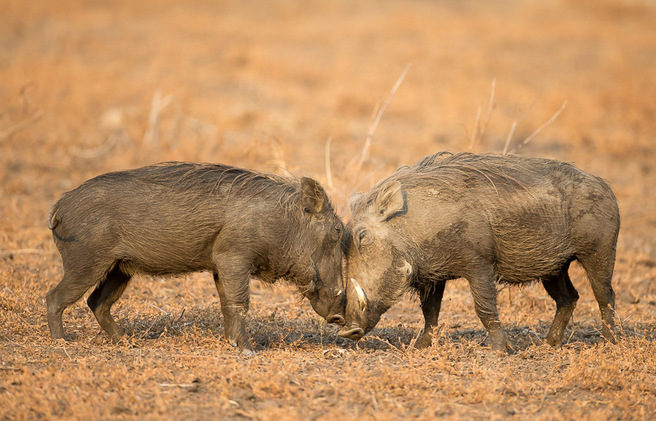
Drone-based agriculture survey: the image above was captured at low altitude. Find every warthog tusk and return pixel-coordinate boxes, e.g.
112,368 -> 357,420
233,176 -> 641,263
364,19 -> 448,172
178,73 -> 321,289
350,278 -> 368,311
336,289 -> 343,296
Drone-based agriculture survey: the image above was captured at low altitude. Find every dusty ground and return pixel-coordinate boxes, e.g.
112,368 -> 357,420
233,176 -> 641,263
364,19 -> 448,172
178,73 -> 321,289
1,0 -> 656,419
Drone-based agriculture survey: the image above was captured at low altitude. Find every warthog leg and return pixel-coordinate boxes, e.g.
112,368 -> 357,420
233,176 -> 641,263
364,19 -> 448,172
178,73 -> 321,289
467,266 -> 510,352
541,263 -> 579,347
46,254 -> 114,340
87,265 -> 131,341
578,248 -> 618,343
212,262 -> 253,354
415,281 -> 446,349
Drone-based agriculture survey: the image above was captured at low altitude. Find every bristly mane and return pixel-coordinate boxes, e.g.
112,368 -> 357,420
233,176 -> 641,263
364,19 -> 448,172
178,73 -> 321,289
355,152 -> 581,212
386,152 -> 536,190
383,152 -> 573,192
89,162 -> 304,209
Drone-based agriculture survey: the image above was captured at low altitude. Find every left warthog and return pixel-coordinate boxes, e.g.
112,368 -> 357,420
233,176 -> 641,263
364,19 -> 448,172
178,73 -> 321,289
47,162 -> 346,352
338,152 -> 620,351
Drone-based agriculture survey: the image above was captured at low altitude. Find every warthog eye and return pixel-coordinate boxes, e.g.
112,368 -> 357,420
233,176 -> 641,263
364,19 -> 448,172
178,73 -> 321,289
357,229 -> 370,246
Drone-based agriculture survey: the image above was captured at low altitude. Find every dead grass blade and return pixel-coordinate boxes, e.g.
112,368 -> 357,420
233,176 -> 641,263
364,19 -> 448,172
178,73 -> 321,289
269,136 -> 294,177
324,137 -> 334,192
0,110 -> 43,141
158,383 -> 197,388
143,89 -> 173,146
510,99 -> 568,154
70,134 -> 118,159
348,63 -> 412,177
502,119 -> 518,155
468,78 -> 496,151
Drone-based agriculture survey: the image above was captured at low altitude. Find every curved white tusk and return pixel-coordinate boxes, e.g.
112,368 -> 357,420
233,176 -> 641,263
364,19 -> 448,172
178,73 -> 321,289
350,278 -> 368,311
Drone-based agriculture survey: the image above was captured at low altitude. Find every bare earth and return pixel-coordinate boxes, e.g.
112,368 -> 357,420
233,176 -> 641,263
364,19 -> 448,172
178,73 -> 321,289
1,0 -> 656,419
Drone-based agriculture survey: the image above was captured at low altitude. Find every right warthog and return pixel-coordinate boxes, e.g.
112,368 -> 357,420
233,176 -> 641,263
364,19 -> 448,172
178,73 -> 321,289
338,152 -> 620,351
47,162 -> 346,352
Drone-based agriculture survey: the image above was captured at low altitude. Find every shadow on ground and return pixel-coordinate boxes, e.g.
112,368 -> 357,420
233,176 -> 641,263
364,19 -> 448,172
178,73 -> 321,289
114,306 -> 656,352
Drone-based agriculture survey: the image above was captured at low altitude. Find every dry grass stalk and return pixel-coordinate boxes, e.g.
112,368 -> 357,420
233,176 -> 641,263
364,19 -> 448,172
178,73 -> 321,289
324,137 -> 335,192
0,110 -> 43,141
327,63 -> 411,214
70,135 -> 119,159
467,105 -> 482,150
158,383 -> 197,388
143,89 -> 173,146
509,99 -> 568,154
348,63 -> 412,178
468,78 -> 496,151
502,119 -> 518,155
269,137 -> 294,177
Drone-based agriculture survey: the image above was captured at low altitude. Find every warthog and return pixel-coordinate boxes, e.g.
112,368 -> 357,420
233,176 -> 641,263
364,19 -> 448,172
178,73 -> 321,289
338,152 -> 620,351
47,162 -> 346,352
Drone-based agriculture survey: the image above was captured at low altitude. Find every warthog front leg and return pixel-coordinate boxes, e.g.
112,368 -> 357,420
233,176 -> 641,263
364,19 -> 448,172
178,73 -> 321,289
212,265 -> 253,354
415,281 -> 446,349
467,268 -> 510,352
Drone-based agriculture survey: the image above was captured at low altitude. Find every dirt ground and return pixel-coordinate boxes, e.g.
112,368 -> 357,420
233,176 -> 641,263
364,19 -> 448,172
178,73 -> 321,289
1,0 -> 656,419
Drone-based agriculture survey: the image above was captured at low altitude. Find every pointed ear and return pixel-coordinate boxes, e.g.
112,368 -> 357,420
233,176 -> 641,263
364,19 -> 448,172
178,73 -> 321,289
348,192 -> 364,215
375,181 -> 406,221
300,177 -> 327,213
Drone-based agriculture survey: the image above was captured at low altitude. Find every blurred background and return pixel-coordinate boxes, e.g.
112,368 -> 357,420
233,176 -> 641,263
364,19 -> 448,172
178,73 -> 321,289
2,0 -> 655,226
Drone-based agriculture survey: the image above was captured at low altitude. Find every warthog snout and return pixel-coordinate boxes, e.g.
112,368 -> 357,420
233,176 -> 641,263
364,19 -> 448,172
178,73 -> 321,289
327,314 -> 346,325
337,325 -> 365,341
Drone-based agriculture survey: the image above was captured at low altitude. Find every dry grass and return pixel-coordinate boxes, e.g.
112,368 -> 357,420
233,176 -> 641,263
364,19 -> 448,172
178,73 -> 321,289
2,0 -> 656,419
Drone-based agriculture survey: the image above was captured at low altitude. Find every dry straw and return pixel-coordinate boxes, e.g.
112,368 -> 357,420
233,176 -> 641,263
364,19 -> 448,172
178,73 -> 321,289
468,78 -> 496,151
504,99 -> 568,155
0,110 -> 43,141
325,63 -> 412,213
143,88 -> 173,146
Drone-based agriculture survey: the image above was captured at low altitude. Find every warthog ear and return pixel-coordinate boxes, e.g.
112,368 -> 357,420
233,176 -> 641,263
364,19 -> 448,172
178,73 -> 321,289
375,181 -> 407,221
301,177 -> 326,213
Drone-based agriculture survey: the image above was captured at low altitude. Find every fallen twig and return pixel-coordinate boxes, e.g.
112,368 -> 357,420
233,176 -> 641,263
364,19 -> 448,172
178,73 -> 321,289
61,346 -> 73,361
158,383 -> 197,388
149,304 -> 170,316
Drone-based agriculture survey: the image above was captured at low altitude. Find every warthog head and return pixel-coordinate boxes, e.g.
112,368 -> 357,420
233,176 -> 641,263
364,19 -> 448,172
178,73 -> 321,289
338,180 -> 414,340
295,177 -> 348,326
